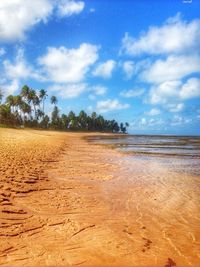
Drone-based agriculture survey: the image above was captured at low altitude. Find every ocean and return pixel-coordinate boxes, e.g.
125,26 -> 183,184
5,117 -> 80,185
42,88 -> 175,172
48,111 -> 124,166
88,135 -> 200,176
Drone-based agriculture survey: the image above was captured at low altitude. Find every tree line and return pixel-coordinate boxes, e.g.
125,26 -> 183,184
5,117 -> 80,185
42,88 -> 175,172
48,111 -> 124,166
0,85 -> 129,133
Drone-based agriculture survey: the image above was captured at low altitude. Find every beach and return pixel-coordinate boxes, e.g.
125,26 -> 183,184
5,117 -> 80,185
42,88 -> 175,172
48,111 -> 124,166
0,128 -> 200,267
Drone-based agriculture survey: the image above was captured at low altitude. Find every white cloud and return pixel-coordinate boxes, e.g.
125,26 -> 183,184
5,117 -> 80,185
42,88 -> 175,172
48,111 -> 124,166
88,85 -> 107,100
180,78 -> 200,99
170,115 -> 192,126
122,61 -> 134,79
142,55 -> 200,84
56,0 -> 85,17
141,117 -> 147,125
121,14 -> 200,56
131,115 -> 191,129
3,48 -> 42,81
120,88 -> 144,98
0,79 -> 19,96
96,99 -> 130,113
0,0 -> 53,42
0,47 -> 6,56
48,83 -> 87,99
89,8 -> 95,13
147,108 -> 161,116
93,60 -> 116,79
38,43 -> 99,83
0,48 -> 44,96
48,83 -> 108,101
167,103 -> 185,113
0,0 -> 85,42
149,80 -> 181,105
132,117 -> 164,128
92,85 -> 107,95
148,78 -> 200,105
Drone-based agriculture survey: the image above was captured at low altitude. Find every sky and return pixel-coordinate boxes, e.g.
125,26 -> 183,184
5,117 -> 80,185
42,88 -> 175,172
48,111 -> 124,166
0,0 -> 200,135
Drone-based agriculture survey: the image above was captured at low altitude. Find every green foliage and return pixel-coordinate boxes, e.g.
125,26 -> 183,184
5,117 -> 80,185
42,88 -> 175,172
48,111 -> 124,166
0,84 -> 129,133
51,95 -> 57,105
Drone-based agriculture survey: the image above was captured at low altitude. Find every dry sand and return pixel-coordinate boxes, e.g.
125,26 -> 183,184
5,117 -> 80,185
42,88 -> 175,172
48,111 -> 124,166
0,128 -> 200,267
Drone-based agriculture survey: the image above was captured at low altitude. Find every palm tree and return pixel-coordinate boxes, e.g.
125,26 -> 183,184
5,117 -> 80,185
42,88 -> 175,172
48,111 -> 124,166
41,115 -> 50,129
125,122 -> 129,133
39,89 -> 48,117
61,114 -> 69,129
51,106 -> 60,128
1,84 -> 127,132
68,111 -> 77,130
51,95 -> 57,106
0,104 -> 11,124
97,115 -> 105,131
20,101 -> 31,123
6,95 -> 15,112
0,89 -> 3,104
21,85 -> 30,100
78,110 -> 87,129
120,123 -> 124,133
28,89 -> 39,119
32,95 -> 40,118
14,95 -> 22,114
91,112 -> 97,130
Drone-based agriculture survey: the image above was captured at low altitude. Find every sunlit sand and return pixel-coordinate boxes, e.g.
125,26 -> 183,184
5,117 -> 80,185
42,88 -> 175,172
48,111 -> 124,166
0,128 -> 200,266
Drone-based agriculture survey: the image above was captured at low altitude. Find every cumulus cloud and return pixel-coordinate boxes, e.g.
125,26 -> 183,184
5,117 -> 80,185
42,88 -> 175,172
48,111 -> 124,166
131,115 -> 192,129
180,78 -> 200,99
3,48 -> 42,81
149,80 -> 181,105
170,115 -> 192,126
38,43 -> 99,83
0,0 -> 53,42
122,61 -> 134,79
93,60 -> 116,79
149,78 -> 200,105
142,55 -> 200,84
48,83 -> 107,100
0,48 -> 44,95
146,108 -> 161,116
131,117 -> 164,128
0,47 -> 6,56
56,0 -> 85,17
0,0 -> 85,42
167,103 -> 185,113
120,88 -> 144,98
92,85 -> 107,96
48,83 -> 87,99
0,79 -> 19,96
96,99 -> 130,113
121,14 -> 200,56
88,85 -> 107,100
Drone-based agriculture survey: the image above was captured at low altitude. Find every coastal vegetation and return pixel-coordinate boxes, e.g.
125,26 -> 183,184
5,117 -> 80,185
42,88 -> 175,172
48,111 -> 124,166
0,85 -> 129,133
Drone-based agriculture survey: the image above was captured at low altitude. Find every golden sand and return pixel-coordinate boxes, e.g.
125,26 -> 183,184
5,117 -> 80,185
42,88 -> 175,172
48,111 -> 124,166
0,128 -> 200,266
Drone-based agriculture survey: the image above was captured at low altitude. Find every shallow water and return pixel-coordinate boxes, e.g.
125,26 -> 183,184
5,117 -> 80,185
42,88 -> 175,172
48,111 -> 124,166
89,135 -> 200,177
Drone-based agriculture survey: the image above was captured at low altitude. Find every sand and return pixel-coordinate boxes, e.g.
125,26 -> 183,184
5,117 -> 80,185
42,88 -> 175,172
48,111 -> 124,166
0,128 -> 200,267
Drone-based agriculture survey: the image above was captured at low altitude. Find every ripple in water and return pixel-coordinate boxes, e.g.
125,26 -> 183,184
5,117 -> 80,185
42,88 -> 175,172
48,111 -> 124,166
88,135 -> 200,176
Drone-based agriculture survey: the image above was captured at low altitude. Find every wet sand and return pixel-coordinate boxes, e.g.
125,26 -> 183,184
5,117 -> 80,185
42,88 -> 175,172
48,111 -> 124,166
0,128 -> 200,267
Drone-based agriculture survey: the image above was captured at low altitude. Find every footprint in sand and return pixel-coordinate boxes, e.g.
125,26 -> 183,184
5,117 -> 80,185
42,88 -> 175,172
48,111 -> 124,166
141,237 -> 152,252
164,257 -> 176,267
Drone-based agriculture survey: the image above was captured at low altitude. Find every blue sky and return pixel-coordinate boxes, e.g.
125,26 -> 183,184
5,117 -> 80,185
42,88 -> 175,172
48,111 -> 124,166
0,0 -> 200,135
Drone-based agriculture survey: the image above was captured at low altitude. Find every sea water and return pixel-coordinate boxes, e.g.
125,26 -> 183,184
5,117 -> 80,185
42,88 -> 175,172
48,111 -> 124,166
89,135 -> 200,176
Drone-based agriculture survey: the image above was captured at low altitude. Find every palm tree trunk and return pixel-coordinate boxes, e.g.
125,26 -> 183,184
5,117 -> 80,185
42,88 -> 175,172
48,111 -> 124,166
43,99 -> 45,119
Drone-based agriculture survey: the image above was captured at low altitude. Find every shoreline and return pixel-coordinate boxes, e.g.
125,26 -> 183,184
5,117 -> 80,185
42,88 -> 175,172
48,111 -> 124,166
0,128 -> 200,266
